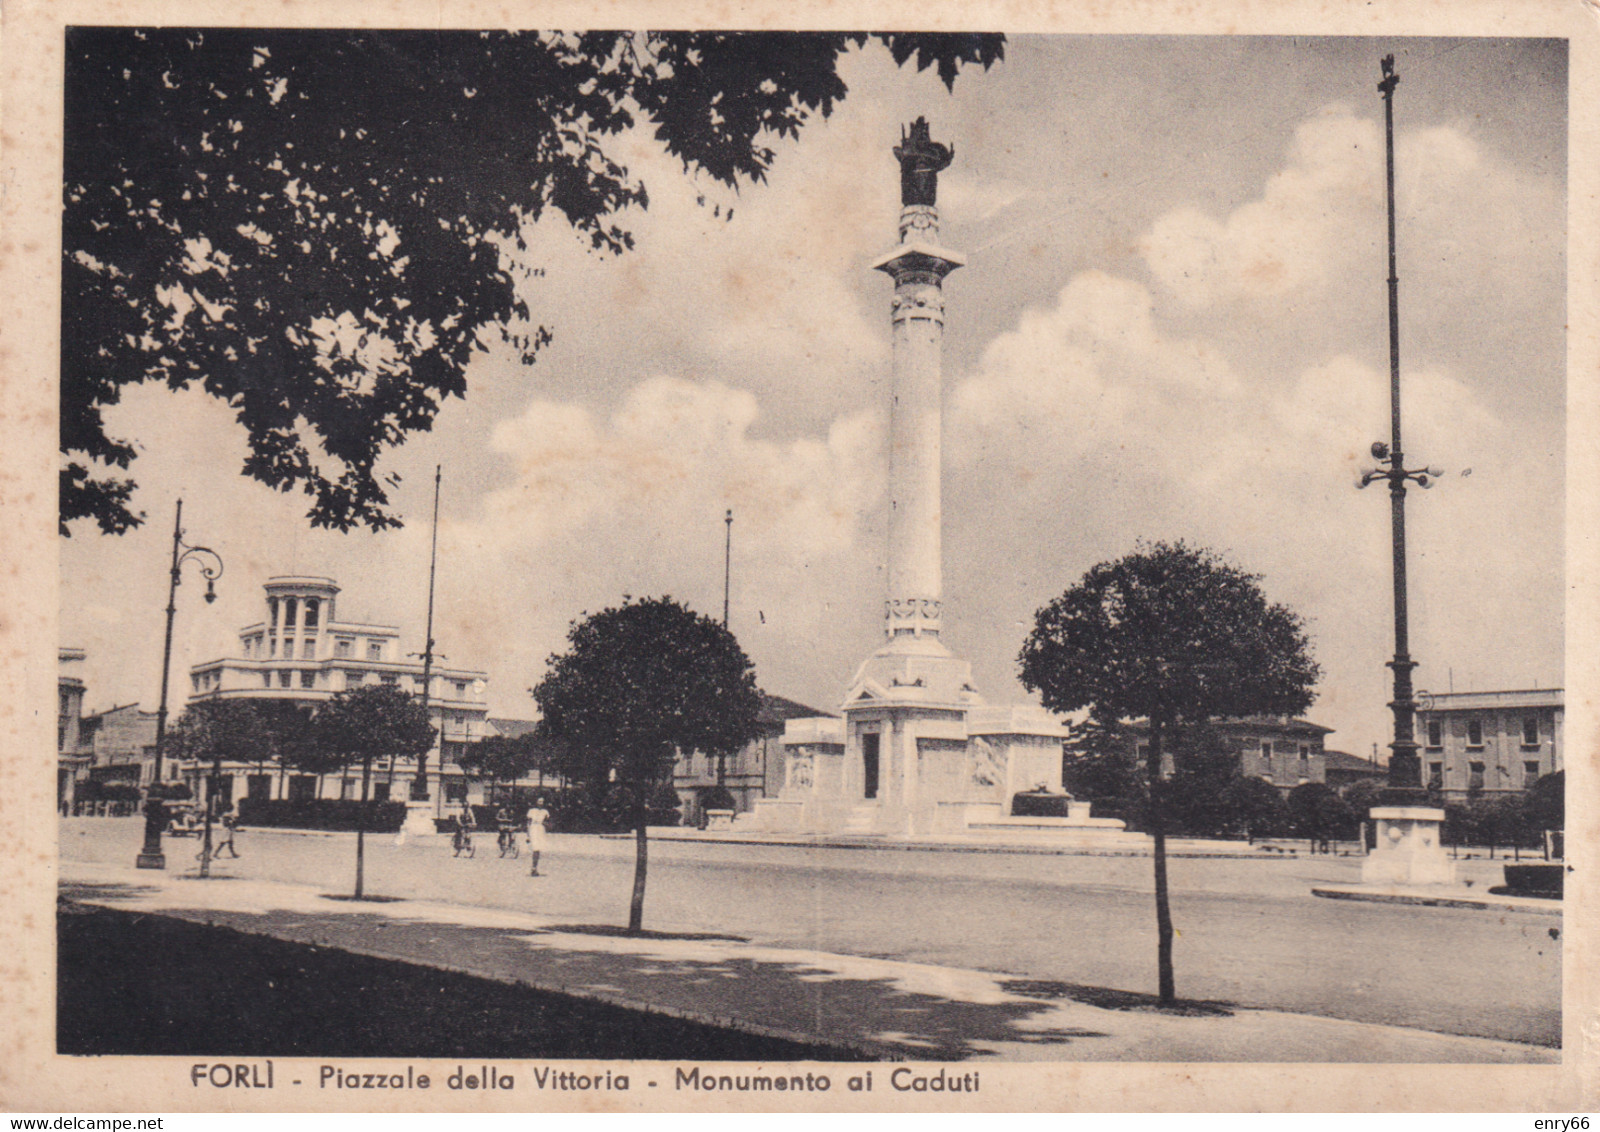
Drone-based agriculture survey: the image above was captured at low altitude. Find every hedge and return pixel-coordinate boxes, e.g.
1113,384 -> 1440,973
237,797 -> 408,833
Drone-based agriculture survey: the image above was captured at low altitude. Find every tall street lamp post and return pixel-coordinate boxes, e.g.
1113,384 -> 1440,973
1356,55 -> 1452,886
1357,54 -> 1444,797
136,499 -> 224,870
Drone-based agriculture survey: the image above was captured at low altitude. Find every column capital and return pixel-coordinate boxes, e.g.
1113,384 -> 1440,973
871,241 -> 965,282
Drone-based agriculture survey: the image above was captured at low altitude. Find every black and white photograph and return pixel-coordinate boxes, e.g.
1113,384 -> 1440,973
7,0 -> 1598,1114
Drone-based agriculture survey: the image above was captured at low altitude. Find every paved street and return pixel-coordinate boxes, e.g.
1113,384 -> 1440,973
60,818 -> 1561,1048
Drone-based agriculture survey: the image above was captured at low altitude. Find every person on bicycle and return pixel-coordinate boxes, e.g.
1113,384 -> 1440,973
494,803 -> 516,856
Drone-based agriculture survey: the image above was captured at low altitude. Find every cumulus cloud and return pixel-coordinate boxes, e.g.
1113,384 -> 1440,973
1137,103 -> 1562,340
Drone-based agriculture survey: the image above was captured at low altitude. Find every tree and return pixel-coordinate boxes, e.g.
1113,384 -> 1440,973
61,30 -> 1003,536
1286,782 -> 1355,852
297,684 -> 435,898
1018,542 -> 1318,1005
1160,723 -> 1245,838
532,596 -> 762,932
1221,776 -> 1289,843
167,698 -> 279,875
1062,715 -> 1145,812
455,732 -> 546,801
1526,770 -> 1564,833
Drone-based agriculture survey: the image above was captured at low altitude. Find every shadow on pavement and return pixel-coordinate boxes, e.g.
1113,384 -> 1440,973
540,923 -> 751,943
58,896 -> 1112,1060
1000,978 -> 1236,1017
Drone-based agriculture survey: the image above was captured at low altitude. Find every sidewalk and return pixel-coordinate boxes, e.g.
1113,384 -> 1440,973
57,858 -> 1556,1064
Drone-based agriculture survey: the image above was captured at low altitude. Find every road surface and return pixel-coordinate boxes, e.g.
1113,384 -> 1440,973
60,818 -> 1561,1047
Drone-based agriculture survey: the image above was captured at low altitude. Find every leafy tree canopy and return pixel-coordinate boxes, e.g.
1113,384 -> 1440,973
301,683 -> 436,774
455,731 -> 546,784
532,596 -> 763,797
1019,541 -> 1320,731
171,697 -> 281,761
61,29 -> 1004,536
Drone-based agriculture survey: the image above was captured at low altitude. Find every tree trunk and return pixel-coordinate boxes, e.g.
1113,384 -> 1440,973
200,755 -> 221,878
355,756 -> 370,899
628,808 -> 649,934
1147,718 -> 1176,1006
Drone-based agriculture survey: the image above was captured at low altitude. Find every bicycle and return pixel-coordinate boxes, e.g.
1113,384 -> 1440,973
452,825 -> 475,858
496,826 -> 519,859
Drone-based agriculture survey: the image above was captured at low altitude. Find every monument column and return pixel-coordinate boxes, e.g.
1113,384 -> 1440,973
872,120 -> 965,642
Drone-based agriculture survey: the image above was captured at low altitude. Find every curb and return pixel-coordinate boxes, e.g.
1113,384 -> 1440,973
638,831 -> 1317,860
1310,885 -> 1562,916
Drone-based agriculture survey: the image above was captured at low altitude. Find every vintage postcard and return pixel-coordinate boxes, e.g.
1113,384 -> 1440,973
3,0 -> 1596,1114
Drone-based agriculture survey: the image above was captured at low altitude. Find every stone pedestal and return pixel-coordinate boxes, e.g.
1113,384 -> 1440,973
401,801 -> 439,836
1362,805 -> 1455,886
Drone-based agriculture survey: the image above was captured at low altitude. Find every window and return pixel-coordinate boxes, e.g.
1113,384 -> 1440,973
1523,717 -> 1539,746
1466,720 -> 1484,748
302,639 -> 316,659
346,670 -> 366,687
1298,744 -> 1310,762
1260,741 -> 1273,771
1426,720 -> 1442,749
304,598 -> 319,628
268,636 -> 277,658
1468,761 -> 1485,791
284,597 -> 297,629
367,641 -> 384,661
454,681 -> 468,698
373,782 -> 391,803
191,676 -> 201,693
1525,760 -> 1542,786
445,780 -> 468,803
336,638 -> 353,659
300,671 -> 316,689
1428,761 -> 1443,789
268,596 -> 279,627
380,674 -> 398,686
278,670 -> 293,688
261,672 -> 273,688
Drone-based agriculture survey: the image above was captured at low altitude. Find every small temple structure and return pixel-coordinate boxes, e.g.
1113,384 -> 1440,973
744,121 -> 1138,844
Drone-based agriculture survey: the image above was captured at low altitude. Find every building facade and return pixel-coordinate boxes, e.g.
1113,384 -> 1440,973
1322,749 -> 1387,790
181,576 -> 489,811
1413,688 -> 1563,799
673,694 -> 834,824
57,648 -> 93,811
85,703 -> 160,784
1125,716 -> 1334,794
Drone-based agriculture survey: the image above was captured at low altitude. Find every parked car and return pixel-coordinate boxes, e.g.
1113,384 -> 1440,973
165,804 -> 204,837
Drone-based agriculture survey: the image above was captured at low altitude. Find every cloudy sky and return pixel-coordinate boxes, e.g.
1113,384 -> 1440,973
60,34 -> 1567,761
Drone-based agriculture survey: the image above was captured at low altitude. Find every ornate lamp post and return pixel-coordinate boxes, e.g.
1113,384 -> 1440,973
1356,54 -> 1444,796
136,499 -> 224,870
1355,55 -> 1452,886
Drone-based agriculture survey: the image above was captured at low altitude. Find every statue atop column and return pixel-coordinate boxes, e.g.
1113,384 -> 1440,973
894,118 -> 954,207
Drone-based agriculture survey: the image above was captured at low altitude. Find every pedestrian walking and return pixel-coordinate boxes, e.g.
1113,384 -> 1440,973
453,798 -> 477,857
216,806 -> 240,859
524,797 -> 550,876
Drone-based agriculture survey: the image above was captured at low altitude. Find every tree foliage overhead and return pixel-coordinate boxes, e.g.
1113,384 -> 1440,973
61,29 -> 1004,536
